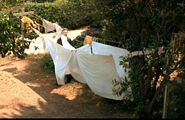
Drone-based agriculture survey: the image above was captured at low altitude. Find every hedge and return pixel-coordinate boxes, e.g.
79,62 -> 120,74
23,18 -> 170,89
24,1 -> 102,30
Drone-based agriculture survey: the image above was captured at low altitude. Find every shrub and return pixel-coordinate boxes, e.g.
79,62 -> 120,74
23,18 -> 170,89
24,0 -> 102,29
105,0 -> 185,118
0,11 -> 30,58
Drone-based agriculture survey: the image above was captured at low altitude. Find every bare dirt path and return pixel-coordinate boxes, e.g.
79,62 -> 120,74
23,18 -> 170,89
0,54 -> 133,118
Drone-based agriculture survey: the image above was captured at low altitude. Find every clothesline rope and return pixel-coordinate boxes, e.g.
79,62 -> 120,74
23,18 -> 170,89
16,12 -> 160,56
25,13 -> 123,46
28,13 -> 57,32
73,39 -> 122,47
14,11 -> 123,47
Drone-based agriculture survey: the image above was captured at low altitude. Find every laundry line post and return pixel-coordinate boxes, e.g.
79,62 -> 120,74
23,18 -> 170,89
162,56 -> 170,119
13,7 -> 34,40
162,85 -> 168,118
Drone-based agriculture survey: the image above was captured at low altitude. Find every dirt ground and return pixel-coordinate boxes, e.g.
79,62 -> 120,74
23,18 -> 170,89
0,54 -> 134,118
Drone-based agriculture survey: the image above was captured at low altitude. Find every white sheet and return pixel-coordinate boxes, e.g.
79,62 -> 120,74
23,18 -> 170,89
43,19 -> 56,33
44,36 -> 131,100
91,41 -> 129,79
68,45 -> 91,84
44,36 -> 91,85
61,35 -> 75,50
42,19 -> 62,41
77,53 -> 124,100
45,37 -> 73,85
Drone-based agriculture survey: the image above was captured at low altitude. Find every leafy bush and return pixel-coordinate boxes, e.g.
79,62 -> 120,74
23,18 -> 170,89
0,11 -> 30,58
104,0 -> 185,118
25,0 -> 103,29
31,0 -> 55,3
0,0 -> 26,8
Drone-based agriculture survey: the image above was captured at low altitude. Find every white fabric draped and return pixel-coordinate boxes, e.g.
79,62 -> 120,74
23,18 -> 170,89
43,36 -> 131,100
32,23 -> 132,100
91,41 -> 130,79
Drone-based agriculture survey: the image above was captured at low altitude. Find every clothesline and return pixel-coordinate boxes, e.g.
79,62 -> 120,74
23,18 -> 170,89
26,13 -> 123,45
29,13 -> 43,21
28,13 -> 57,32
16,12 -> 123,47
71,39 -> 83,44
93,38 -> 122,47
73,39 -> 122,47
16,12 -> 159,55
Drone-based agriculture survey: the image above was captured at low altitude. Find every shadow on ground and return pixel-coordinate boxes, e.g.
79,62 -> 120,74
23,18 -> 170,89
0,55 -> 134,118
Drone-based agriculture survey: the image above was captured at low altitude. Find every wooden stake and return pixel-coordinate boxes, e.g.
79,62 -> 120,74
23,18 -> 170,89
163,56 -> 169,119
162,85 -> 168,118
21,8 -> 25,40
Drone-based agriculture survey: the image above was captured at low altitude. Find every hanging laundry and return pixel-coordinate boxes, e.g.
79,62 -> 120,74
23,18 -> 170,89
91,41 -> 130,79
43,37 -> 132,100
21,16 -> 40,33
54,23 -> 63,33
32,25 -> 132,100
54,24 -> 63,40
21,16 -> 33,33
21,16 -> 34,25
42,19 -> 56,33
83,35 -> 93,45
33,21 -> 40,31
42,19 -> 63,41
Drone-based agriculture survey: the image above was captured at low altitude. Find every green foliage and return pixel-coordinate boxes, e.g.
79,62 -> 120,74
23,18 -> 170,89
31,0 -> 55,3
0,0 -> 26,8
25,0 -> 103,29
113,55 -> 145,116
105,0 -> 185,118
41,54 -> 55,74
103,0 -> 185,51
0,11 -> 30,58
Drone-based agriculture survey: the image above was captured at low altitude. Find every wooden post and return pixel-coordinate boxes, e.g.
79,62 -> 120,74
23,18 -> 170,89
162,55 -> 169,119
13,8 -> 34,40
162,85 -> 168,118
21,8 -> 25,40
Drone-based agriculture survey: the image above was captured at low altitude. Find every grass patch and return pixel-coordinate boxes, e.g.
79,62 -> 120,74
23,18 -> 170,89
41,54 -> 55,74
